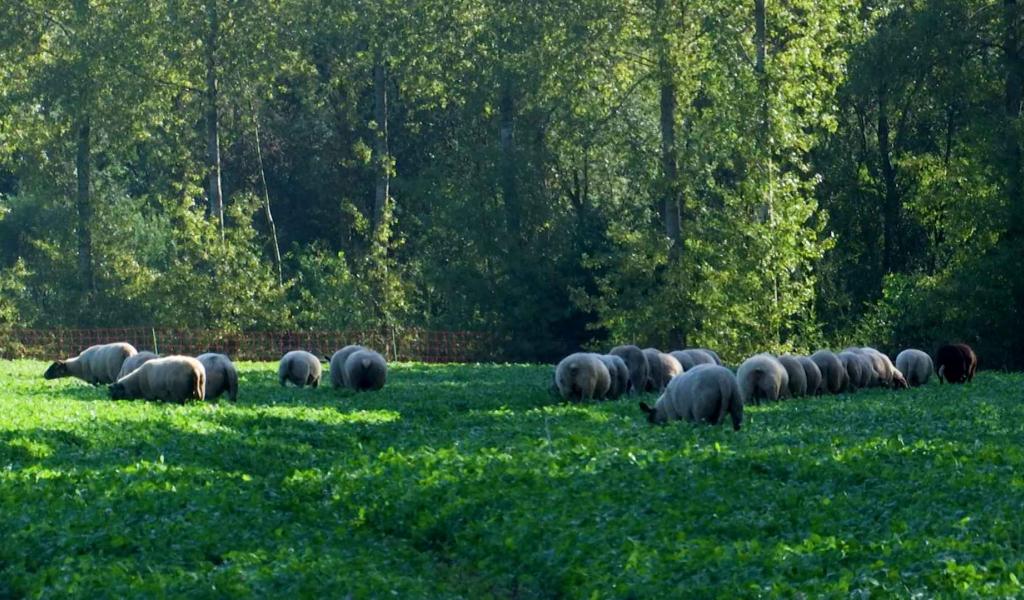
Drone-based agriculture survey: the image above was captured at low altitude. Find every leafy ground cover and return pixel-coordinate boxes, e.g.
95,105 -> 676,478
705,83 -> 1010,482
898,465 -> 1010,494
1,360 -> 1023,598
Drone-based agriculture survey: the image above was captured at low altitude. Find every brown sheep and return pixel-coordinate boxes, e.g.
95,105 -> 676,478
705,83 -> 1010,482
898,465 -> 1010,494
109,356 -> 205,404
44,342 -> 138,385
936,344 -> 977,384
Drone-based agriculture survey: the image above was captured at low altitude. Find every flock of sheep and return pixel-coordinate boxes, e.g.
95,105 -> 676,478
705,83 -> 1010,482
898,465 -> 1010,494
41,343 -> 389,403
554,343 -> 979,430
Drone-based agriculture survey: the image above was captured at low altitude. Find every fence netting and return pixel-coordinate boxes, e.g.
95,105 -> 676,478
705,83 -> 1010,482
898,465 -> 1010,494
3,328 -> 494,363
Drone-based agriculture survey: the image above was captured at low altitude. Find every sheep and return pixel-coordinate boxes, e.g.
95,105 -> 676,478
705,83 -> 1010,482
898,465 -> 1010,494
736,353 -> 789,405
109,356 -> 205,404
278,350 -> 323,388
638,365 -> 743,430
642,348 -> 683,392
777,355 -> 808,398
197,353 -> 239,401
810,350 -> 846,394
555,353 -> 611,402
860,347 -> 900,387
837,351 -> 871,391
798,356 -> 823,395
610,345 -> 650,395
344,349 -> 388,392
668,349 -> 716,372
116,351 -> 159,380
329,345 -> 366,388
895,348 -> 933,387
599,354 -> 630,400
44,342 -> 138,385
700,349 -> 724,366
936,343 -> 977,384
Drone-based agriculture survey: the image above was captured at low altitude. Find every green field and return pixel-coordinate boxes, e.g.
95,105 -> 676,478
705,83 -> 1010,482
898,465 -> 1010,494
1,360 -> 1023,598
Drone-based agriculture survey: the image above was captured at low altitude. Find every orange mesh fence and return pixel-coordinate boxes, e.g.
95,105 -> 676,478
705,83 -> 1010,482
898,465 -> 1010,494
4,328 -> 495,363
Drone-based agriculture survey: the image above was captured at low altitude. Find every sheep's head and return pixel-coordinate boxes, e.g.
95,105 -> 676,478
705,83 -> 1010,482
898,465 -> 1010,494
892,369 -> 909,389
638,400 -> 666,425
109,383 -> 129,400
43,361 -> 68,379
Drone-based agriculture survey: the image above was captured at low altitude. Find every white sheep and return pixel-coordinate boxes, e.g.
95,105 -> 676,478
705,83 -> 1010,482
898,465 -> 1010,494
599,354 -> 629,400
736,353 -> 789,405
810,350 -> 846,394
895,349 -> 933,387
555,353 -> 611,402
639,365 -> 743,430
344,349 -> 388,392
329,345 -> 366,388
609,345 -> 650,395
197,353 -> 239,401
797,356 -> 823,395
279,350 -> 323,388
643,348 -> 683,392
777,355 -> 808,398
116,351 -> 159,380
44,342 -> 138,385
109,356 -> 205,404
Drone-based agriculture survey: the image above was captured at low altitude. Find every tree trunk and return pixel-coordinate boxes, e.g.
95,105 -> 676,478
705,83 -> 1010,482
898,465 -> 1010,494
250,99 -> 283,285
75,115 -> 93,296
372,48 -> 390,233
655,0 -> 682,254
1005,0 -> 1024,236
205,1 -> 224,237
754,0 -> 771,224
877,85 -> 901,274
499,74 -> 519,243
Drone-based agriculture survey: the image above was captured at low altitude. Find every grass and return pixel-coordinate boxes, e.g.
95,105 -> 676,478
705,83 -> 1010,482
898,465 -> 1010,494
1,359 -> 1023,598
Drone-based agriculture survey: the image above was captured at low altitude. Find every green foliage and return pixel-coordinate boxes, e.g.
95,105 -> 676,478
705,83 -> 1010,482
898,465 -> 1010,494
2,360 -> 1024,596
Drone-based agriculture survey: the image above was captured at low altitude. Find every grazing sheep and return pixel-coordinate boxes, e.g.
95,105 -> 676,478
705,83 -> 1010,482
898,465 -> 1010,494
610,345 -> 650,395
699,349 -> 724,366
116,351 -> 159,380
643,348 -> 683,392
895,349 -> 933,387
329,345 -> 366,388
639,365 -> 743,430
599,354 -> 630,400
279,350 -> 323,388
810,350 -> 846,394
936,343 -> 977,384
670,349 -> 716,372
837,351 -> 870,391
43,342 -> 138,385
555,353 -> 611,402
344,349 -> 388,392
891,368 -> 909,389
798,356 -> 823,395
197,353 -> 239,401
736,353 -> 789,405
862,347 -> 900,387
777,355 -> 808,398
109,356 -> 205,404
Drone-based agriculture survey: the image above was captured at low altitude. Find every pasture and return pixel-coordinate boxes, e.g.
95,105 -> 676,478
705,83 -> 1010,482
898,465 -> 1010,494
2,359 -> 1023,597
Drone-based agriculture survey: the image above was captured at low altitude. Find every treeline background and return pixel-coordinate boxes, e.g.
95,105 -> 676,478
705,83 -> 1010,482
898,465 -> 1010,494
1,0 -> 1022,365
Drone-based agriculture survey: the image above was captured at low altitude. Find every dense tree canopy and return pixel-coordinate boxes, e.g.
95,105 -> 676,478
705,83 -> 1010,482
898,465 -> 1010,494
1,0 -> 1022,365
